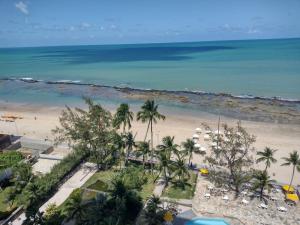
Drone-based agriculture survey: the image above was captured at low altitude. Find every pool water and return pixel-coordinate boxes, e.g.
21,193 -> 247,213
185,218 -> 230,225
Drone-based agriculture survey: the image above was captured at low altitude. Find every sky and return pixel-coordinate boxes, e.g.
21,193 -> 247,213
0,0 -> 300,47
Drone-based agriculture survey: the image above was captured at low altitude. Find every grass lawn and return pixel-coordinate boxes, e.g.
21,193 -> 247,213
82,169 -> 118,190
139,174 -> 156,201
82,169 -> 155,201
162,171 -> 198,199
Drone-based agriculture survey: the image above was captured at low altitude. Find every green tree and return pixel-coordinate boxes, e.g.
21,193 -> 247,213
157,136 -> 178,159
137,100 -> 165,173
256,147 -> 277,172
136,141 -> 151,169
182,138 -> 206,165
43,203 -> 64,225
63,189 -> 85,224
252,170 -> 275,200
108,179 -> 142,225
123,131 -> 137,165
205,122 -> 256,195
13,162 -> 32,192
281,150 -> 300,192
143,195 -> 164,225
172,152 -> 190,188
53,98 -> 117,170
6,187 -> 17,209
155,151 -> 172,186
113,103 -> 134,134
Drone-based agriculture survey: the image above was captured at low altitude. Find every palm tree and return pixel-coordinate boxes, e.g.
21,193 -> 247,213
155,151 -> 172,186
63,189 -> 85,223
123,132 -> 137,165
172,152 -> 190,188
281,150 -> 300,192
256,147 -> 277,172
252,170 -> 275,200
137,100 -> 165,173
113,103 -> 134,134
144,195 -> 164,225
157,136 -> 179,159
182,138 -> 206,165
136,141 -> 151,169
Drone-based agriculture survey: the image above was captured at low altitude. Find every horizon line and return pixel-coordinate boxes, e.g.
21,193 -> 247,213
0,36 -> 300,49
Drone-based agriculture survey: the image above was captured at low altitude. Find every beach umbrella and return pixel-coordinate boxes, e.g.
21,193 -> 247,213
192,134 -> 199,139
222,195 -> 229,201
211,142 -> 217,147
203,134 -> 210,140
200,168 -> 209,175
194,143 -> 201,148
214,130 -> 222,135
200,146 -> 207,151
282,185 -> 295,193
224,137 -> 230,142
286,193 -> 299,203
164,211 -> 173,222
195,127 -> 202,133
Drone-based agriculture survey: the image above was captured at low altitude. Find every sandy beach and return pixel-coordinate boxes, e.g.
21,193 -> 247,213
0,101 -> 299,185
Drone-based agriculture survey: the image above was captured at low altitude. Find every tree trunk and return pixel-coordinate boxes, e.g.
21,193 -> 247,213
164,168 -> 168,186
264,163 -> 268,173
144,120 -> 151,142
260,186 -> 264,200
188,154 -> 192,166
288,166 -> 295,192
150,120 -> 154,174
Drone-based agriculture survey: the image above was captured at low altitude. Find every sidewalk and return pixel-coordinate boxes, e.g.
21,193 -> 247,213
11,162 -> 97,225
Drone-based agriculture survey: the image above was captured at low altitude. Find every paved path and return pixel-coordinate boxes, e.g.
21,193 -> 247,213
152,178 -> 166,197
11,162 -> 97,225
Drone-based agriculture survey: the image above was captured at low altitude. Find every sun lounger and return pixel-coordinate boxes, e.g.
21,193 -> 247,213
241,199 -> 249,205
277,206 -> 287,212
222,195 -> 229,201
258,203 -> 268,209
204,193 -> 211,199
203,134 -> 210,140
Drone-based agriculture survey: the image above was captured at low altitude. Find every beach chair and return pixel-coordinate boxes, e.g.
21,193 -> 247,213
241,199 -> 249,205
258,203 -> 268,209
277,206 -> 287,212
204,193 -> 211,199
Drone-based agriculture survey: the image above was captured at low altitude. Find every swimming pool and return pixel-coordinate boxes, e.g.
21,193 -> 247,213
185,218 -> 230,225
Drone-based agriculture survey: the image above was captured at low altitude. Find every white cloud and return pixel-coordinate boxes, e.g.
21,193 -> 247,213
81,22 -> 91,28
15,1 -> 29,15
247,28 -> 259,34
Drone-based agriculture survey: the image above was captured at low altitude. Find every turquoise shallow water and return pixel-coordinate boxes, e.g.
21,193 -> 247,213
0,38 -> 300,105
185,218 -> 230,225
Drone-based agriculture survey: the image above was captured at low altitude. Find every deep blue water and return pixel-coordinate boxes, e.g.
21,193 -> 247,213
0,38 -> 300,105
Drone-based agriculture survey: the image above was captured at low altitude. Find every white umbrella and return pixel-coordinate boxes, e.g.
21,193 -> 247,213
194,143 -> 201,148
222,195 -> 229,201
211,142 -> 217,147
241,199 -> 249,205
203,134 -> 210,140
195,127 -> 202,133
192,134 -> 199,139
200,146 -> 206,151
214,130 -> 222,135
205,130 -> 212,134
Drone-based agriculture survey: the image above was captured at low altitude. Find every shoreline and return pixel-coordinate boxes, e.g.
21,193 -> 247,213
0,100 -> 299,185
1,79 -> 300,125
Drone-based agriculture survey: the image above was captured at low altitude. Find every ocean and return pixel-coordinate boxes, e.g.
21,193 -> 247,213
0,38 -> 300,106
